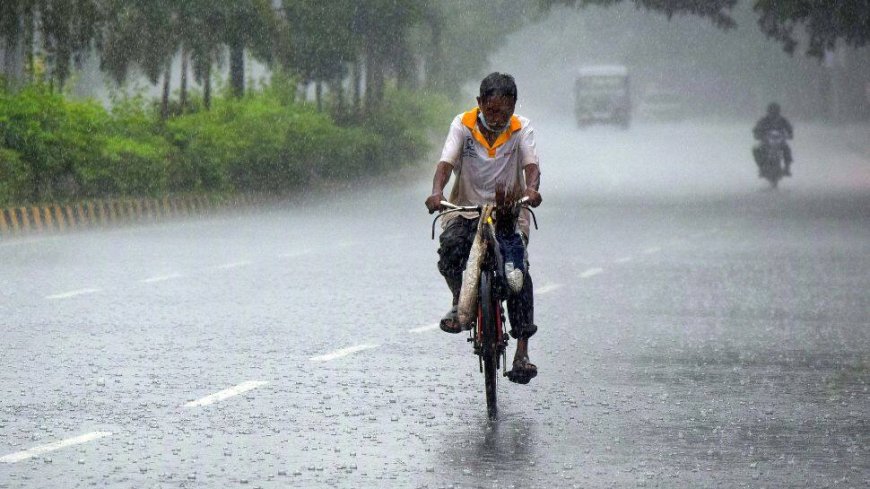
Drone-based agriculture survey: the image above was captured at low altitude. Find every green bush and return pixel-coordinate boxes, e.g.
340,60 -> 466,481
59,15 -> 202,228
166,91 -> 387,193
0,82 -> 450,206
0,84 -> 102,201
0,84 -> 171,201
361,88 -> 455,172
0,148 -> 30,206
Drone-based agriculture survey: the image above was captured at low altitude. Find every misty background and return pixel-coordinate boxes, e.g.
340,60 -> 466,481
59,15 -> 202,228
489,2 -> 870,122
4,2 -> 869,123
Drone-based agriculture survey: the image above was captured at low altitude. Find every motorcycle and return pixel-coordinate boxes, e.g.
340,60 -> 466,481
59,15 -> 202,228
753,129 -> 787,188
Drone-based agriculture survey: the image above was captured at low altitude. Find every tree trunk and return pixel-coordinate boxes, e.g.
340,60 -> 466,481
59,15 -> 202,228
24,5 -> 36,84
372,52 -> 385,109
352,57 -> 362,118
315,80 -> 323,111
396,42 -> 416,91
331,78 -> 345,119
364,43 -> 375,115
364,44 -> 386,115
1,16 -> 26,87
180,45 -> 188,113
229,41 -> 244,98
203,62 -> 211,111
426,16 -> 444,92
161,63 -> 171,120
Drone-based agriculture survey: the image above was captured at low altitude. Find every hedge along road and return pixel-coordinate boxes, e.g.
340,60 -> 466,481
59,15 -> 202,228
0,119 -> 868,488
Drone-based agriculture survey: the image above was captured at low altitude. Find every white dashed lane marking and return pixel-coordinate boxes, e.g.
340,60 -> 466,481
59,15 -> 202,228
613,256 -> 633,264
278,250 -> 312,259
141,273 -> 182,283
409,324 -> 440,334
580,268 -> 604,278
215,261 -> 252,270
642,247 -> 661,254
45,288 -> 102,300
536,283 -> 563,294
185,381 -> 269,408
0,432 -> 112,463
310,344 -> 379,362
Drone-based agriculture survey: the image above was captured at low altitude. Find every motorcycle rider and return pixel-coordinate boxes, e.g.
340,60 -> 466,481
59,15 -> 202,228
753,102 -> 794,176
424,72 -> 542,385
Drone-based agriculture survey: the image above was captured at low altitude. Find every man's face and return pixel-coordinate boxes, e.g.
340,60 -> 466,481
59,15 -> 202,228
477,95 -> 516,133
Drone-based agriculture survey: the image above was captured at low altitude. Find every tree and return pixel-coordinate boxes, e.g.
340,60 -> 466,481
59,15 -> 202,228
0,1 -> 31,86
214,0 -> 278,98
98,0 -> 179,118
545,0 -> 870,59
541,0 -> 738,27
37,0 -> 102,90
754,0 -> 870,57
355,0 -> 426,113
282,0 -> 355,111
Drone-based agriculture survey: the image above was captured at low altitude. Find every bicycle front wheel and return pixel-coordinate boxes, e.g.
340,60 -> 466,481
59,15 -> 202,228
479,271 -> 499,419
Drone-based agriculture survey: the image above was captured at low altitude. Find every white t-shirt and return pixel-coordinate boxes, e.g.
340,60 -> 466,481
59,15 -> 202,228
439,108 -> 539,235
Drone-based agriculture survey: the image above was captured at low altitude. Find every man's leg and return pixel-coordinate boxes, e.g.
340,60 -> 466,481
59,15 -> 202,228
506,269 -> 538,384
783,144 -> 793,175
437,217 -> 477,332
752,145 -> 764,177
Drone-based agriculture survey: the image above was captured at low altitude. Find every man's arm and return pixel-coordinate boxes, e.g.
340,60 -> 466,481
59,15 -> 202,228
752,118 -> 765,140
425,161 -> 454,213
783,117 -> 794,139
523,164 -> 542,207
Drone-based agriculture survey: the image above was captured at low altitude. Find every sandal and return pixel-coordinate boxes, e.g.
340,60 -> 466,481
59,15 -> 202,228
439,306 -> 462,334
506,357 -> 538,384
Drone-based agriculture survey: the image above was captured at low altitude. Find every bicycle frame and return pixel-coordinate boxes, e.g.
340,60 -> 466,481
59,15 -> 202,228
431,198 -> 538,418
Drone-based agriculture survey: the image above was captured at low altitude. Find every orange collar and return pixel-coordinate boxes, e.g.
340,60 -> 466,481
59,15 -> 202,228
461,108 -> 522,157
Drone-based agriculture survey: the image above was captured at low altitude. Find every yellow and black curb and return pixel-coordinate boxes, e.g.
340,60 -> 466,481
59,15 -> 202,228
0,194 -> 258,238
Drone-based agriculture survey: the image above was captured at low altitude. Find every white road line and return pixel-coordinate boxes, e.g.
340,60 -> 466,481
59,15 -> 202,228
409,324 -> 440,334
215,260 -> 252,270
0,431 -> 112,463
184,380 -> 269,408
310,344 -> 379,362
278,251 -> 312,259
141,273 -> 182,283
642,246 -> 661,254
613,256 -> 633,264
45,288 -> 102,300
536,283 -> 564,295
580,268 -> 604,278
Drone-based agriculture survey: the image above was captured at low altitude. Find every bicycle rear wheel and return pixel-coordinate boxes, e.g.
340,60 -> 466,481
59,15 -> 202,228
479,272 -> 499,419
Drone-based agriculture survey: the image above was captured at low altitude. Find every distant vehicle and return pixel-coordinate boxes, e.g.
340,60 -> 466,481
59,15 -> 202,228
637,88 -> 686,121
573,65 -> 631,129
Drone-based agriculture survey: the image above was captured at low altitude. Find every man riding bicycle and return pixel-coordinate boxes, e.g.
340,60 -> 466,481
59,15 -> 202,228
425,72 -> 542,385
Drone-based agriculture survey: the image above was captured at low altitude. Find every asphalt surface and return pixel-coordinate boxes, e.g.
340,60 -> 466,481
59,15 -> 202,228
1,120 -> 869,488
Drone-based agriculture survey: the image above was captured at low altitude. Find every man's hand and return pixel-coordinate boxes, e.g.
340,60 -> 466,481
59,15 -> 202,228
425,193 -> 445,214
523,188 -> 542,208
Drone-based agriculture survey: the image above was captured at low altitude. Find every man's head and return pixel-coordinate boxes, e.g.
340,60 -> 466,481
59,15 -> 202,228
477,72 -> 518,134
767,102 -> 781,116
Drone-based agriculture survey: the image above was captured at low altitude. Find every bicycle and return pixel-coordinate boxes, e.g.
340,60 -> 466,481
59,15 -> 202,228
431,195 -> 538,419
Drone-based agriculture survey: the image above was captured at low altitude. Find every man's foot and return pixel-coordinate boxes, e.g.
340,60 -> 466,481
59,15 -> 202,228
506,356 -> 537,384
439,305 -> 462,334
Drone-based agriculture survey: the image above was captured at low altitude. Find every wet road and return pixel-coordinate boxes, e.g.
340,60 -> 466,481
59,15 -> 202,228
1,120 -> 869,488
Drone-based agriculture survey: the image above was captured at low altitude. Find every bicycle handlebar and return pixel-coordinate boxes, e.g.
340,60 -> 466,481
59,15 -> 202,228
431,197 -> 537,240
